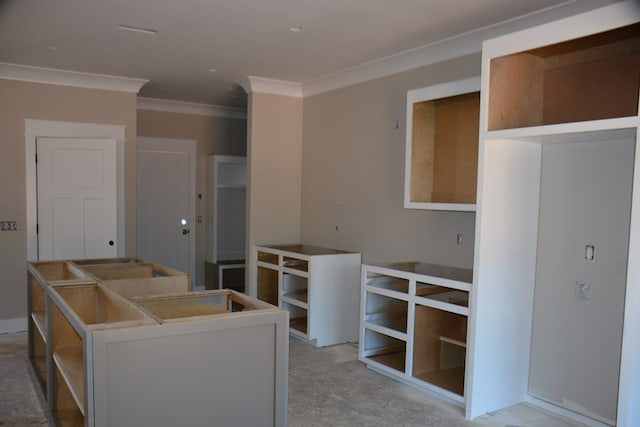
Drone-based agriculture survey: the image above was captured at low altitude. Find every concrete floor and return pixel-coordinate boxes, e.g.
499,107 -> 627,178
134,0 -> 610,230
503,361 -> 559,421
1,332 -> 584,427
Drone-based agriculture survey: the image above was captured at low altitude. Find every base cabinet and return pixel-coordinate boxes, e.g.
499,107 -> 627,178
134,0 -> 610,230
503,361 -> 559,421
359,262 -> 471,404
27,258 -> 288,427
253,244 -> 361,347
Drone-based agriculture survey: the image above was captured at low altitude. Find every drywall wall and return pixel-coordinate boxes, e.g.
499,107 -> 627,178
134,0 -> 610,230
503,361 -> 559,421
528,138 -> 634,424
0,79 -> 137,327
245,92 -> 303,294
301,54 -> 479,267
137,109 -> 247,287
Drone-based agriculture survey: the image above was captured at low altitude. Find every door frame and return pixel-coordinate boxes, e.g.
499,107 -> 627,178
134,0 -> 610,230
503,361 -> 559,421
136,137 -> 197,285
25,119 -> 126,260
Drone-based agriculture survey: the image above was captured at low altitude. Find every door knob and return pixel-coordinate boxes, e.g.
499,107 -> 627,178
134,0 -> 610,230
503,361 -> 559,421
108,240 -> 114,246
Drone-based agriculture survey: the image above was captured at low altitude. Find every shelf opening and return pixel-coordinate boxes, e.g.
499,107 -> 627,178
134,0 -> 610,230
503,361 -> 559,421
413,304 -> 467,396
363,329 -> 406,373
488,23 -> 640,130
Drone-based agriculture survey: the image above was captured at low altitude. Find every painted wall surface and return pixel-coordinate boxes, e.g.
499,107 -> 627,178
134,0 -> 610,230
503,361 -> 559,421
245,92 -> 303,293
137,109 -> 247,287
0,79 -> 137,325
529,138 -> 633,424
301,54 -> 479,267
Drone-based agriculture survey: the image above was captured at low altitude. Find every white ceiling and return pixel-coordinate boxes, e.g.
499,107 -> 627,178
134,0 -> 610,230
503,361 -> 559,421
0,0 -> 621,109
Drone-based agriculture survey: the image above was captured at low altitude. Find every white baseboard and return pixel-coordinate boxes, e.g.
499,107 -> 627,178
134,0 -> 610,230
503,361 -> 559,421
0,316 -> 28,334
525,395 -> 612,427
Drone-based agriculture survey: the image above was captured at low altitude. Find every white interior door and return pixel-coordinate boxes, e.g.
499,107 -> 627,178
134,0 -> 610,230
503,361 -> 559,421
136,138 -> 196,284
36,137 -> 117,260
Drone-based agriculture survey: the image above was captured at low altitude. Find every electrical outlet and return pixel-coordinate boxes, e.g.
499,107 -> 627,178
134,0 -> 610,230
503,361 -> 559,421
0,221 -> 18,231
456,233 -> 463,245
575,281 -> 591,302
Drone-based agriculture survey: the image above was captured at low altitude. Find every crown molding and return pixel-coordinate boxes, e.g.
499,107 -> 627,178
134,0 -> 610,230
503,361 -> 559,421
238,76 -> 302,98
0,62 -> 148,93
301,0 -> 618,97
137,97 -> 247,119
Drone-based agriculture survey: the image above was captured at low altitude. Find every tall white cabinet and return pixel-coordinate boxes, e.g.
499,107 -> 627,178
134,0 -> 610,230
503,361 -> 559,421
468,2 -> 640,426
205,155 -> 246,291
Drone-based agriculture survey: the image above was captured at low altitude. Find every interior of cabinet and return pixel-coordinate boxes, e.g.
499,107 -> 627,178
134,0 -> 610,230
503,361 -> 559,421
31,260 -> 84,282
364,293 -> 408,334
53,284 -> 148,325
416,284 -> 469,308
28,273 -> 47,392
413,305 -> 467,396
257,266 -> 279,306
283,256 -> 308,272
282,274 -> 308,304
53,363 -> 84,427
257,250 -> 278,265
80,262 -> 158,280
409,92 -> 480,204
29,316 -> 47,393
283,302 -> 308,334
132,291 -> 250,321
363,328 -> 406,373
489,23 -> 640,130
365,271 -> 409,294
50,299 -> 85,419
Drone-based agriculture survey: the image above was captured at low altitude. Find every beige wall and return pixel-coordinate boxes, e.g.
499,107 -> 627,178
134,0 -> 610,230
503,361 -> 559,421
245,92 -> 303,294
137,109 -> 247,287
0,79 -> 137,324
301,53 -> 481,268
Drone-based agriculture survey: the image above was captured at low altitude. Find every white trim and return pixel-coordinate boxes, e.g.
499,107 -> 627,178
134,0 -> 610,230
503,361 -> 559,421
137,97 -> 247,120
25,119 -> 127,260
136,137 -> 198,288
1,62 -> 147,93
238,76 -> 302,98
301,0 -> 621,97
0,317 -> 28,334
524,395 -> 612,427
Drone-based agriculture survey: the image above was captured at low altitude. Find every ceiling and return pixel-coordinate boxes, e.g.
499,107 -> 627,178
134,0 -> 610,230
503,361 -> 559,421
0,0 -> 621,109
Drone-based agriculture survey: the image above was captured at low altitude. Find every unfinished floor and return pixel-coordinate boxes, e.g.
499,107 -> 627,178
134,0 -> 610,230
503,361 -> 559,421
1,332 -> 584,427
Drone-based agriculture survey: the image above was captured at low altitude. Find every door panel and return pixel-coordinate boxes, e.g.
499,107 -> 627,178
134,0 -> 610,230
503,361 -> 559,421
37,137 -> 117,260
529,138 -> 634,424
136,139 -> 194,281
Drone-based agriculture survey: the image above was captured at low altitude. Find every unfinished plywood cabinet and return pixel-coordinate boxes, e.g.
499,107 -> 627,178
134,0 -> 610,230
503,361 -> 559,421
253,244 -> 361,347
27,257 -> 288,427
359,262 -> 471,404
404,77 -> 480,211
469,2 -> 640,426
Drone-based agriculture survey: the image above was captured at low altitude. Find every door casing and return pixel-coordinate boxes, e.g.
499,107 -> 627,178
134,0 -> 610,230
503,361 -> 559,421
25,119 -> 125,260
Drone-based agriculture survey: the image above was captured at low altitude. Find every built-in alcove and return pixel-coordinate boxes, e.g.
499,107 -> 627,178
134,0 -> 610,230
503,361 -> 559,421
488,22 -> 640,130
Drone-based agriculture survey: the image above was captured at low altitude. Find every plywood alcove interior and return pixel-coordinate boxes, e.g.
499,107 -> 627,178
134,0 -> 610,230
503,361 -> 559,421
488,22 -> 640,130
410,92 -> 480,205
